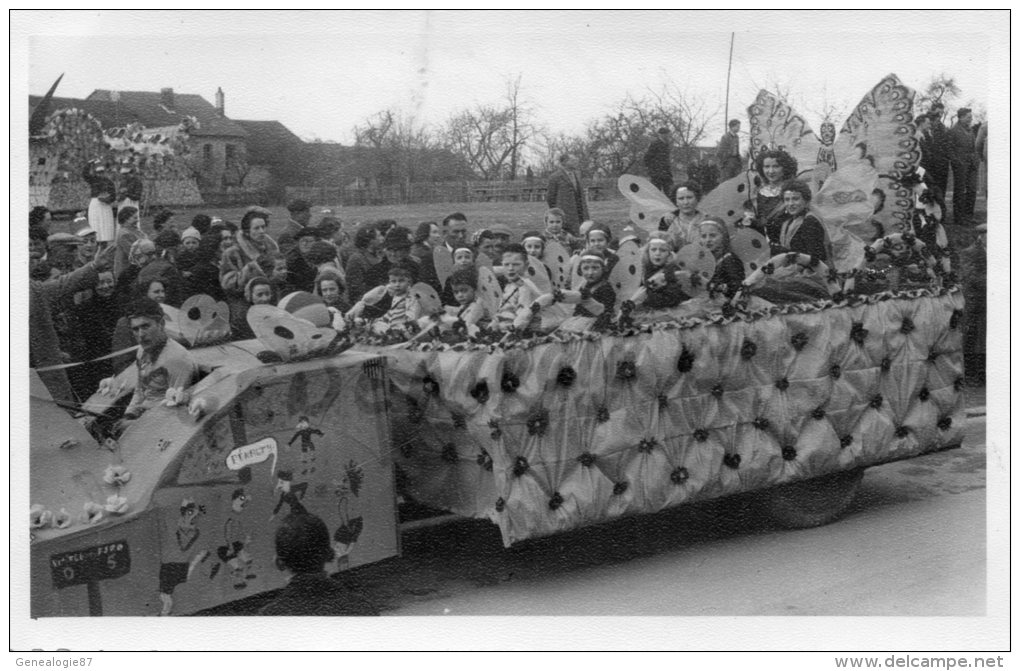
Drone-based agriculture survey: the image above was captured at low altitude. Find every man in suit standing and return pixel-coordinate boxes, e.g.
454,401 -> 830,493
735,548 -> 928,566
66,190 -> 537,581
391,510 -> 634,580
643,127 -> 673,196
924,103 -> 952,201
546,153 -> 589,236
947,107 -> 979,226
717,119 -> 743,181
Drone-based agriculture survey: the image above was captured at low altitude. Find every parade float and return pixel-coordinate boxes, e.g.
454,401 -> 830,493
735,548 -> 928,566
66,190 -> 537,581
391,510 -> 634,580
29,74 -> 965,615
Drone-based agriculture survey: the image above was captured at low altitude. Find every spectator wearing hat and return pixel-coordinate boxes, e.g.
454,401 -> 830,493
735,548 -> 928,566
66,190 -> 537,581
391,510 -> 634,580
180,226 -> 202,254
947,107 -> 979,226
82,161 -> 117,245
717,120 -> 743,181
46,232 -> 84,277
344,222 -> 385,303
30,244 -> 115,404
644,127 -> 674,196
74,224 -> 99,269
190,214 -> 213,237
285,227 -> 322,293
139,229 -> 185,307
277,199 -> 313,256
259,513 -> 378,616
367,225 -> 419,290
113,206 -> 148,280
546,153 -> 589,237
488,225 -> 514,260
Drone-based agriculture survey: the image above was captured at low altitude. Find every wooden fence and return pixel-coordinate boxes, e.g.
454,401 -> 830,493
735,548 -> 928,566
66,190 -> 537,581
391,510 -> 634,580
285,179 -> 621,207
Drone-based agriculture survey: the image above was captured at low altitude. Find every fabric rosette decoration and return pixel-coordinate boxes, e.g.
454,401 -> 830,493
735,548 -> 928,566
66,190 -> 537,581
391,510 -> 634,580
54,508 -> 73,529
164,387 -> 190,408
103,464 -> 132,487
80,502 -> 105,525
30,504 -> 53,529
104,495 -> 129,515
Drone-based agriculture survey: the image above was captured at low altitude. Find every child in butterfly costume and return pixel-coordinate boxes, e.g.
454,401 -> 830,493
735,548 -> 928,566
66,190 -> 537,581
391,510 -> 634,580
438,267 -> 493,340
345,262 -> 422,339
639,232 -> 689,310
492,244 -> 542,334
558,250 -> 617,333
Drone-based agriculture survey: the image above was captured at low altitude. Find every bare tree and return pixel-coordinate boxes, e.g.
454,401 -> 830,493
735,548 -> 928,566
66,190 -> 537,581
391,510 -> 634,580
353,109 -> 447,186
443,74 -> 542,180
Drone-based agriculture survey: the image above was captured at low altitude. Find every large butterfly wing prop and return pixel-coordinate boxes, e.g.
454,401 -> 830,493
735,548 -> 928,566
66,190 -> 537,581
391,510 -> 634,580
700,172 -> 759,229
673,243 -> 716,298
433,246 -> 455,289
832,73 -> 919,234
247,305 -> 337,361
729,228 -> 770,277
542,240 -> 571,289
525,256 -> 553,295
747,89 -> 824,179
608,243 -> 643,307
811,162 -> 875,272
476,266 -> 502,318
617,174 -> 676,231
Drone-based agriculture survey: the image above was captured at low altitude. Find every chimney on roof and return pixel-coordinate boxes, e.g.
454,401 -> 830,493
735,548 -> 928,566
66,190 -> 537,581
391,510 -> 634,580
161,87 -> 175,110
215,87 -> 225,117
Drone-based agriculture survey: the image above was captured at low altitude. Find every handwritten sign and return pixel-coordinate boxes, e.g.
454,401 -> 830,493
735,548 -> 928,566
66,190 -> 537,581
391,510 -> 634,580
50,540 -> 131,589
226,437 -> 278,479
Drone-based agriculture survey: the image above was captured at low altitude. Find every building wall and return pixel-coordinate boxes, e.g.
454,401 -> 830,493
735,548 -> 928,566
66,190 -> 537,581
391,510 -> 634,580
189,136 -> 247,189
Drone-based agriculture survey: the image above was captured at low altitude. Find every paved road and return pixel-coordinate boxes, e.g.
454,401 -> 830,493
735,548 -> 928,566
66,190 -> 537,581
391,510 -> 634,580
341,413 -> 987,617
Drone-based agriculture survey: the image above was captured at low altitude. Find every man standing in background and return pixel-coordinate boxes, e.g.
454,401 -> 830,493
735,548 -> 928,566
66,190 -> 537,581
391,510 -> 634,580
546,154 -> 589,236
643,127 -> 673,196
947,107 -> 978,226
717,119 -> 743,181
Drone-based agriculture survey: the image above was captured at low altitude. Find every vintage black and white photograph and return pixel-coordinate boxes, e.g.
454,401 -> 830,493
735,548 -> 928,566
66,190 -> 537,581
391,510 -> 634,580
11,9 -> 1008,655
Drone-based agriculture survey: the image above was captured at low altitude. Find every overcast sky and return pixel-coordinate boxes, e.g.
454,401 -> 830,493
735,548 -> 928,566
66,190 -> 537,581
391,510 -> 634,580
15,10 -> 1003,145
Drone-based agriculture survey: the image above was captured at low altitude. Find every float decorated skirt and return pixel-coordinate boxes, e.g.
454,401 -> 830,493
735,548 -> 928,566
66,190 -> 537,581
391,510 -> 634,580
381,287 -> 966,546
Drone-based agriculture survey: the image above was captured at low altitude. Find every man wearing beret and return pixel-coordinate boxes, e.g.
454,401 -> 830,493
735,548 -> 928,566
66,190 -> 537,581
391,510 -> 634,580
947,107 -> 979,227
277,199 -> 313,256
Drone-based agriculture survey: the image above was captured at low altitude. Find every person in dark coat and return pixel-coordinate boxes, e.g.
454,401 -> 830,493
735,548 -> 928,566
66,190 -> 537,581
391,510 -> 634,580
946,107 -> 979,226
276,199 -> 313,256
545,153 -> 589,236
768,180 -> 828,263
284,227 -> 321,293
923,103 -> 952,200
259,513 -> 379,616
716,119 -> 743,181
643,127 -> 673,196
30,246 -> 115,404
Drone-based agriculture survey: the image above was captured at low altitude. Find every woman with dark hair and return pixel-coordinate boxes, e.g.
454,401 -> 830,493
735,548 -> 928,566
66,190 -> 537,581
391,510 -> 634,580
221,209 -> 277,320
314,267 -> 350,315
698,218 -> 745,298
769,180 -> 828,262
111,278 -> 172,373
752,148 -> 799,235
233,207 -> 279,266
660,181 -> 707,250
68,270 -> 120,399
344,222 -> 384,302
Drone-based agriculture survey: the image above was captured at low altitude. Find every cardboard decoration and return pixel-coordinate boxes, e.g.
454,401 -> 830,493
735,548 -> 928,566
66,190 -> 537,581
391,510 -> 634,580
411,282 -> 442,316
161,305 -> 184,344
729,228 -> 771,276
476,266 -> 502,318
433,246 -> 455,289
542,240 -> 571,289
178,294 -> 231,347
247,305 -> 337,361
526,256 -> 553,295
618,174 -> 675,231
608,243 -> 643,307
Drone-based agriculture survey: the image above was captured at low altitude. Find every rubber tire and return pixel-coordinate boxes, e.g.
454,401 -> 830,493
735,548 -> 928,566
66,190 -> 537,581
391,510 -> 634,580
764,468 -> 865,529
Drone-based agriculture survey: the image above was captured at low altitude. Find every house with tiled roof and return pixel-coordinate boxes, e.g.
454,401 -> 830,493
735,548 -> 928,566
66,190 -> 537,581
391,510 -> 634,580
87,87 -> 249,190
233,119 -> 307,202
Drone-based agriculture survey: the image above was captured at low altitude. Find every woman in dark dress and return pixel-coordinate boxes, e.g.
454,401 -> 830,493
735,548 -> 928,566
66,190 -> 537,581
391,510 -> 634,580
769,180 -> 828,262
750,149 -> 799,239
